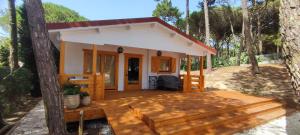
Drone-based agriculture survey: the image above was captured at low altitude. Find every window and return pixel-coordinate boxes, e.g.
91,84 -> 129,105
159,58 -> 171,72
83,51 -> 92,74
151,56 -> 176,73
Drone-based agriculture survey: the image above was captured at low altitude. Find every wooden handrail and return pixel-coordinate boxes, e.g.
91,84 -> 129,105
180,74 -> 204,92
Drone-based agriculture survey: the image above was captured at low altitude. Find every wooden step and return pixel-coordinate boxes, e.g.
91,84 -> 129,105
134,99 -> 279,130
155,102 -> 285,134
176,108 -> 296,135
154,99 -> 279,128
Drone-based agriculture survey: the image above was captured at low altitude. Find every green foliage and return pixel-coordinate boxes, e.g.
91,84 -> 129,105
261,33 -> 282,47
0,66 -> 10,80
80,91 -> 89,98
43,2 -> 87,23
16,2 -> 88,97
0,67 -> 32,115
0,67 -> 32,99
240,52 -> 249,64
153,0 -> 182,24
0,38 -> 10,66
63,83 -> 80,95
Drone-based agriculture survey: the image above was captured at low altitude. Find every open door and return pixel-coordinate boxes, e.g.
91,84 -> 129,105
124,54 -> 143,90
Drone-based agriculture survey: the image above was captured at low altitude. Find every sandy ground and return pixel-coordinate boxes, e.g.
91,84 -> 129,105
204,64 -> 295,101
204,64 -> 300,135
235,112 -> 300,135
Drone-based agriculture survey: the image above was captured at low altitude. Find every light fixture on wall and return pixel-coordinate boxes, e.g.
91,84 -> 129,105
117,47 -> 124,53
157,50 -> 162,56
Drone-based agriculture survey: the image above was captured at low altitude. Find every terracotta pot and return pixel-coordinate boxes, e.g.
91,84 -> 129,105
81,96 -> 91,106
64,94 -> 80,109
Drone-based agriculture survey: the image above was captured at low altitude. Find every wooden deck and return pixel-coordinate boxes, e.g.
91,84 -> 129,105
64,90 -> 295,135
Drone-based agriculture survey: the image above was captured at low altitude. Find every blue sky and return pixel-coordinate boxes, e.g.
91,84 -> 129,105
1,0 -> 240,20
0,0 -> 240,36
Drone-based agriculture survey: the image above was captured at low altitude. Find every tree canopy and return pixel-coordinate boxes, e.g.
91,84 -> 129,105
42,2 -> 87,23
0,2 -> 88,34
152,0 -> 182,25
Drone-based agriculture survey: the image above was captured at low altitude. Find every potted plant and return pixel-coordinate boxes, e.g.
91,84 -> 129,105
63,83 -> 80,109
80,92 -> 91,106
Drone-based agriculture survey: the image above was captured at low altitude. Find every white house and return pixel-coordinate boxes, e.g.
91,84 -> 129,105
47,17 -> 216,99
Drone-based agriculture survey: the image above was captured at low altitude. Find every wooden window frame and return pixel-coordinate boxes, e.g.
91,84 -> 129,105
158,56 -> 172,73
83,50 -> 92,74
83,49 -> 119,90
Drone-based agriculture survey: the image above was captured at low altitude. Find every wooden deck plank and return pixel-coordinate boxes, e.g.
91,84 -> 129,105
64,90 -> 293,135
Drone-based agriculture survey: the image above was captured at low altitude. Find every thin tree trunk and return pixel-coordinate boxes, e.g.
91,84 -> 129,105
24,0 -> 66,134
280,0 -> 300,102
277,46 -> 280,57
241,0 -> 260,74
237,18 -> 245,66
198,22 -> 202,39
204,0 -> 212,71
8,0 -> 19,71
186,0 -> 189,35
227,41 -> 230,58
0,112 -> 7,128
257,15 -> 262,54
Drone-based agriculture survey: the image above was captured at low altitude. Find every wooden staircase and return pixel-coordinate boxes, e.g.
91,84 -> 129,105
129,92 -> 295,135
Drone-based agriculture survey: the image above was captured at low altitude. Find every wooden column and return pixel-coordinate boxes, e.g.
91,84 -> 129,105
199,56 -> 205,91
59,41 -> 65,85
184,55 -> 192,92
92,45 -> 97,74
91,45 -> 97,100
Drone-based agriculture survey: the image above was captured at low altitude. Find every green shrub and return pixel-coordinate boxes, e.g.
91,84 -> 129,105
240,52 -> 249,64
63,83 -> 80,95
0,39 -> 10,67
0,66 -> 10,80
1,67 -> 33,97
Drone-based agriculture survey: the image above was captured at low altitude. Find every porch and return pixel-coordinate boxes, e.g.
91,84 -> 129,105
64,90 -> 294,135
58,41 -> 206,102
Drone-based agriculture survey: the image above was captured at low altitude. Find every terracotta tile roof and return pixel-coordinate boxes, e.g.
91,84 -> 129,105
47,17 -> 216,54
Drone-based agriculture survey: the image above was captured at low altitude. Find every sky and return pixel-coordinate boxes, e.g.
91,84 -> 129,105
0,0 -> 240,36
1,0 -> 203,20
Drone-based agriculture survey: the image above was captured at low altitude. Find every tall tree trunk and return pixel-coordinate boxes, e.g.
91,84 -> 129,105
204,0 -> 212,71
280,0 -> 300,102
252,0 -> 263,55
237,20 -> 245,66
24,0 -> 67,134
8,0 -> 19,71
186,0 -> 189,35
241,0 -> 260,75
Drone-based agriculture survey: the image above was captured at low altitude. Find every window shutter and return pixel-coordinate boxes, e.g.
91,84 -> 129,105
171,58 -> 176,73
151,56 -> 159,73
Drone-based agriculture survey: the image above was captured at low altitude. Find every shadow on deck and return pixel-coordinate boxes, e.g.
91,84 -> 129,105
64,90 -> 295,135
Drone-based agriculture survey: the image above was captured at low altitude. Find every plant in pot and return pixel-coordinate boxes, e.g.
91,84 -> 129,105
80,92 -> 91,106
63,83 -> 80,109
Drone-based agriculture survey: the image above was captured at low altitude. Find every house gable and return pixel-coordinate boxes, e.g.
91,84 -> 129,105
47,17 -> 216,56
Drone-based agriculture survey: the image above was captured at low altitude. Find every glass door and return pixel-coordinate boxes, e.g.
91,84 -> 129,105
97,52 -> 118,90
124,54 -> 142,90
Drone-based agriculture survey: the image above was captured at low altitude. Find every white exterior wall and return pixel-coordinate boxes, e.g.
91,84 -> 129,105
64,43 -> 182,91
56,23 -> 209,56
